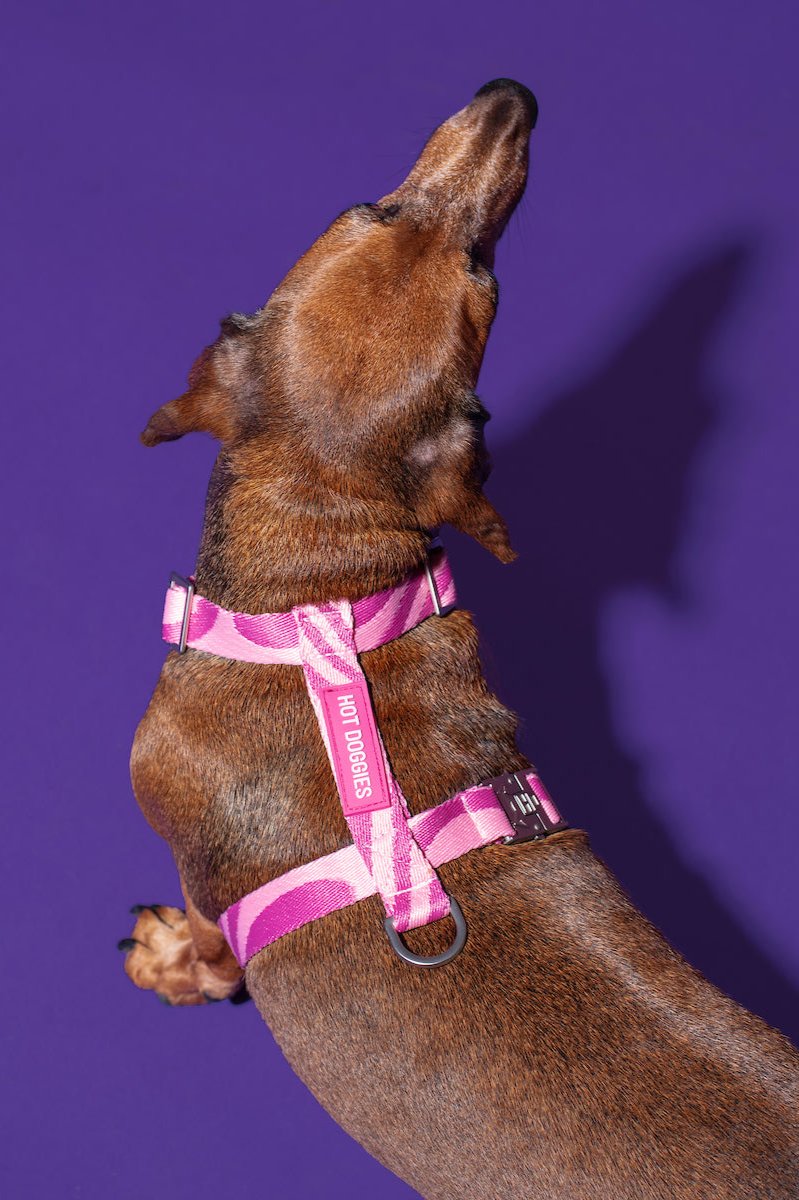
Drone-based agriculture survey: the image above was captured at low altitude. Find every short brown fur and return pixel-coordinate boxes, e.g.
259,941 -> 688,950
124,82 -> 799,1198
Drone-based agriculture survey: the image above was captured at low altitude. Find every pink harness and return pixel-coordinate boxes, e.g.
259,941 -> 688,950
163,545 -> 567,968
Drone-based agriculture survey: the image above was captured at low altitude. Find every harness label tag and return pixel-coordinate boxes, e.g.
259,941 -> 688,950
320,679 -> 392,816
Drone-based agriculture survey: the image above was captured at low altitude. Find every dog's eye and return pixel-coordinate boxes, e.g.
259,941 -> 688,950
364,202 -> 402,223
468,245 -> 490,273
348,202 -> 402,224
467,249 -> 498,295
462,392 -> 490,426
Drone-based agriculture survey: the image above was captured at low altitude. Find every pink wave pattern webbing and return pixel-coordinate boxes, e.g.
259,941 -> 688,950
162,550 -> 456,664
217,774 -> 556,968
292,598 -> 452,935
159,551 -> 567,967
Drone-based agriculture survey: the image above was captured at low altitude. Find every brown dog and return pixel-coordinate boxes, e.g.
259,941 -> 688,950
123,80 -> 799,1199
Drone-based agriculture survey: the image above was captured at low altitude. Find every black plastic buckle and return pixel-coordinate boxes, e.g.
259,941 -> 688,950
487,771 -> 568,844
168,572 -> 195,654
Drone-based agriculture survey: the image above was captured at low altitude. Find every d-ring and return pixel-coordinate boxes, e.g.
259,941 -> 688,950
383,898 -> 467,968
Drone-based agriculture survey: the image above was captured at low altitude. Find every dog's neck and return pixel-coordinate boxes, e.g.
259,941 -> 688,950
172,451 -> 531,922
193,453 -> 434,614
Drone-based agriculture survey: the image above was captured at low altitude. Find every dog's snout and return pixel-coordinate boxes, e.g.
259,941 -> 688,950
474,78 -> 538,128
378,80 -> 536,258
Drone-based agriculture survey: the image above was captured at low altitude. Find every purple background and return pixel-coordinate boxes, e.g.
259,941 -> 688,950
3,3 -> 797,1196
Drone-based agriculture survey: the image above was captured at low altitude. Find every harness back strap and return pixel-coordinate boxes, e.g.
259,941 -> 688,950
292,598 -> 451,934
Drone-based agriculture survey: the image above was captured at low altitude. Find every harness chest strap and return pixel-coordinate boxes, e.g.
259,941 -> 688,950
163,547 -> 568,967
219,767 -> 561,967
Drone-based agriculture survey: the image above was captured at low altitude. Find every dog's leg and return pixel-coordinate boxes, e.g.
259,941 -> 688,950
119,884 -> 243,1007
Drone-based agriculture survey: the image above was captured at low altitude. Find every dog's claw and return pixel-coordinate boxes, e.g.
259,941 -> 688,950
129,904 -> 146,914
156,992 -> 172,1006
117,937 -> 138,952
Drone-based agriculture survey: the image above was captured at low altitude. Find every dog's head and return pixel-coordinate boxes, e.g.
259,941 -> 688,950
142,80 -> 536,562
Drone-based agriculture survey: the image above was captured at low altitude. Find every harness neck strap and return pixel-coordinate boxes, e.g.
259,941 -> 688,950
163,546 -> 454,663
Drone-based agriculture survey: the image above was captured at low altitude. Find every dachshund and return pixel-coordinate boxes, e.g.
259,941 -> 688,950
122,80 -> 799,1199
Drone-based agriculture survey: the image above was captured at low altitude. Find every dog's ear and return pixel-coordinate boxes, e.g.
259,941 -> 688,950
141,317 -> 253,447
451,492 -> 517,563
409,404 -> 517,563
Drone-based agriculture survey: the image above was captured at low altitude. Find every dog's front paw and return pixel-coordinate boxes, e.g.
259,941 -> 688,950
119,905 -> 242,1007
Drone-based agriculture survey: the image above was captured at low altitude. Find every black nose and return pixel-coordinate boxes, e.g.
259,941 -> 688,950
475,78 -> 538,128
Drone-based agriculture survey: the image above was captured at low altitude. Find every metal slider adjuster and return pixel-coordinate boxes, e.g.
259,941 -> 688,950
488,771 -> 569,844
423,534 -> 456,618
383,898 -> 468,968
168,572 -> 195,654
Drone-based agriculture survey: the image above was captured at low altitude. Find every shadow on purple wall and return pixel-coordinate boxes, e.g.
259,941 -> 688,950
456,243 -> 799,1043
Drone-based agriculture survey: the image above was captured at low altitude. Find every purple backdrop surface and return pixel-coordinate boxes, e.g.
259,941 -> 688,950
2,3 -> 798,1197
